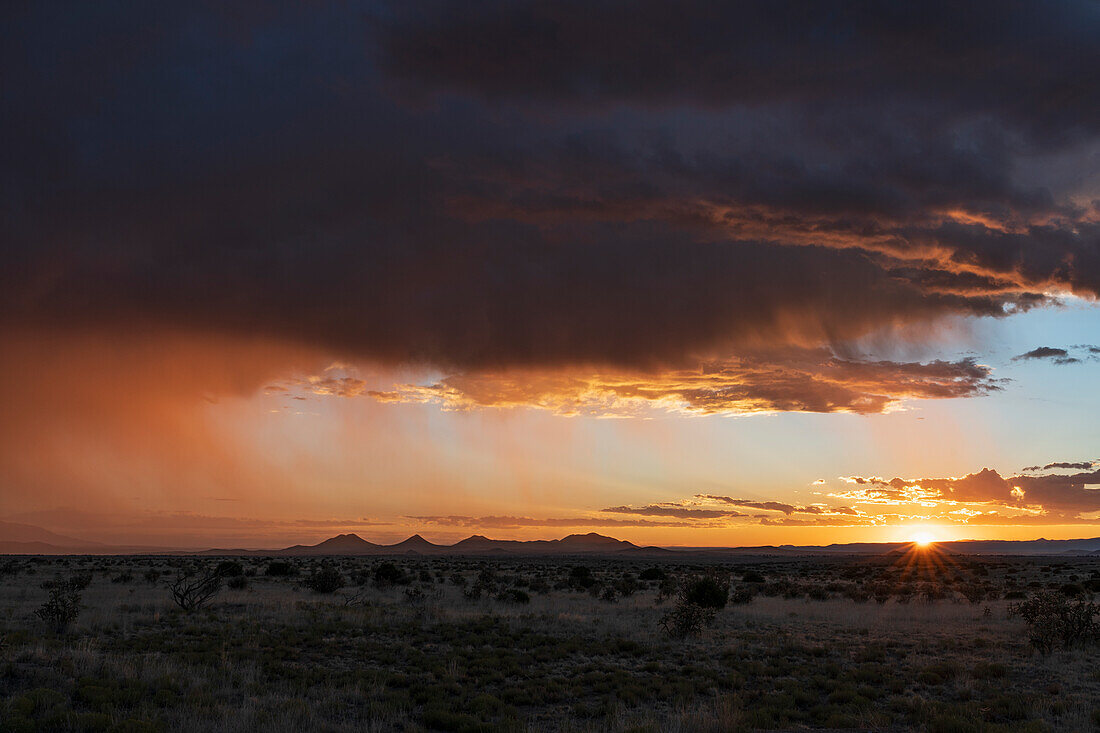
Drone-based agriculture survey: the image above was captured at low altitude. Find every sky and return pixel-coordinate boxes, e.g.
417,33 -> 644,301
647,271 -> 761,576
1,1 -> 1099,549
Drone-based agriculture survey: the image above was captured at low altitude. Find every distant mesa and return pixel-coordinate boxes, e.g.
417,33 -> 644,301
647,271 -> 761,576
452,534 -> 497,550
209,531 -> 643,557
278,533 -> 381,555
267,531 -> 642,557
390,534 -> 443,553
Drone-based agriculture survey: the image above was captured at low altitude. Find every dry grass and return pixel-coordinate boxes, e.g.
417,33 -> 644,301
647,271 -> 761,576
1,554 -> 1098,731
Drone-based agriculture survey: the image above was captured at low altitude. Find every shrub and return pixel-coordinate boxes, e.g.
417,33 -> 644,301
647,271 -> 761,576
660,599 -> 717,638
476,567 -> 497,589
971,662 -> 1008,680
569,565 -> 597,589
265,561 -> 296,577
528,577 -> 550,594
35,582 -> 82,632
846,585 -> 871,603
498,588 -> 531,604
729,585 -> 756,605
639,567 -> 666,581
214,560 -> 244,578
617,575 -> 639,597
660,575 -> 729,637
168,569 -> 221,611
742,570 -> 766,584
305,566 -> 345,593
373,562 -> 406,587
656,577 -> 677,603
1008,591 -> 1099,653
683,575 -> 729,609
67,572 -> 93,591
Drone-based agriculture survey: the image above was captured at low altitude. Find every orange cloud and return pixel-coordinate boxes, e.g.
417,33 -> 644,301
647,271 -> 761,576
833,465 -> 1100,522
290,348 -> 1000,417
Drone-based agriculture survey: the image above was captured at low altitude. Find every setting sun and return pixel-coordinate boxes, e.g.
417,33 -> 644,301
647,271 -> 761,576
912,531 -> 936,547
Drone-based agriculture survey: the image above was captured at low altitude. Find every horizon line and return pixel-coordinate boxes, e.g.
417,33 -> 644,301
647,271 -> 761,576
5,529 -> 1100,556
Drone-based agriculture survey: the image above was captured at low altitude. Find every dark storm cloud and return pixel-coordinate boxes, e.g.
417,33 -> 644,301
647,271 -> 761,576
381,0 -> 1099,139
3,1 -> 1099,411
382,0 -> 1100,294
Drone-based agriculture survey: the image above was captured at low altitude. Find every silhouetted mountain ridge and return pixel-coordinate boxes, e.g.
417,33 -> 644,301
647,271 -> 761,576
278,533 -> 381,555
263,531 -> 640,556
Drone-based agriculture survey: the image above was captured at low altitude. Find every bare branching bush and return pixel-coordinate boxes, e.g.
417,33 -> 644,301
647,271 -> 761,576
168,568 -> 222,611
1009,591 -> 1099,653
35,578 -> 83,632
342,588 -> 370,607
661,598 -> 717,638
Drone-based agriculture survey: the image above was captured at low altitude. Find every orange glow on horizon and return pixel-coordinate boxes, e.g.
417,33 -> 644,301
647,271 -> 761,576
912,531 -> 936,547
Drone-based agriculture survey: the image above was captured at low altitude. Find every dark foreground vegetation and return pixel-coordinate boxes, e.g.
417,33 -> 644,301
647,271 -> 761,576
2,550 -> 1100,731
